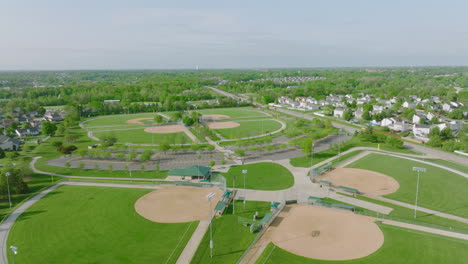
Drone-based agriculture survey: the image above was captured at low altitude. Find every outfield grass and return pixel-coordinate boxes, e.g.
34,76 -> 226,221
198,108 -> 268,118
93,129 -> 193,145
216,120 -> 283,140
222,162 -> 294,190
7,186 -> 198,264
347,153 -> 468,218
422,159 -> 468,173
82,113 -> 160,127
255,224 -> 468,264
191,200 -> 271,264
290,136 -> 419,168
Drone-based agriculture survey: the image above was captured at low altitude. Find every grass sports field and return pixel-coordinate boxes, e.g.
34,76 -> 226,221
7,186 -> 197,264
256,224 -> 468,264
93,129 -> 193,144
191,200 -> 271,264
82,113 -> 162,127
215,120 -> 283,140
198,108 -> 269,118
346,153 -> 468,218
222,162 -> 294,190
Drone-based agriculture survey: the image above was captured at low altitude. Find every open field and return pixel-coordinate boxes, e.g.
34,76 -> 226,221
215,120 -> 283,140
222,162 -> 294,190
256,223 -> 468,264
198,108 -> 269,118
191,200 -> 271,264
82,113 -> 162,127
93,129 -> 193,144
7,185 -> 198,264
346,153 -> 468,218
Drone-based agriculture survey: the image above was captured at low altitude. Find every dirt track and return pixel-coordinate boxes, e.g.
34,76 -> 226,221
134,186 -> 223,223
264,205 -> 383,260
202,114 -> 230,120
126,117 -> 153,124
320,168 -> 400,195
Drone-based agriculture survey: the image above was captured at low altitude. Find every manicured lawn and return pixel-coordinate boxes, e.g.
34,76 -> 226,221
347,154 -> 468,218
256,224 -> 468,264
191,200 -> 271,264
290,149 -> 363,168
216,120 -> 283,140
93,129 -> 193,144
422,159 -> 468,173
198,108 -> 268,118
7,186 -> 198,264
222,162 -> 294,190
82,113 -> 160,127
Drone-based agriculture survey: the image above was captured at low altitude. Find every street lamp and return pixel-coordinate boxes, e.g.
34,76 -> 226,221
242,170 -> 248,209
5,172 -> 12,208
412,167 -> 426,218
206,192 -> 216,258
10,245 -> 18,264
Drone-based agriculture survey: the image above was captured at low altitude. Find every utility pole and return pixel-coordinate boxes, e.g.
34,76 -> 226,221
206,193 -> 216,258
5,172 -> 12,208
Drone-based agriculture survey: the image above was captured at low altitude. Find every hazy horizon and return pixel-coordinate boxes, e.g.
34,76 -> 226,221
2,0 -> 468,70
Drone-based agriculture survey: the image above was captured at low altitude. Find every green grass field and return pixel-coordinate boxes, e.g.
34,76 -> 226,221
222,162 -> 294,190
422,159 -> 468,173
255,224 -> 468,264
7,186 -> 197,264
198,108 -> 268,118
191,200 -> 271,264
347,154 -> 468,218
216,120 -> 283,140
93,129 -> 193,145
82,113 -> 160,127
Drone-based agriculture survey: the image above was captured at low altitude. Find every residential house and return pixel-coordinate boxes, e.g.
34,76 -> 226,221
413,124 -> 431,142
354,109 -> 364,119
402,101 -> 416,108
380,118 -> 395,127
372,105 -> 384,114
0,135 -> 20,151
15,128 -> 40,137
389,121 -> 410,132
333,108 -> 346,118
412,113 -> 428,124
44,109 -> 65,122
103,100 -> 121,104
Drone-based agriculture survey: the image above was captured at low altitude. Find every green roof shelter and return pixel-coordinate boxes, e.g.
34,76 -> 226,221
167,165 -> 211,181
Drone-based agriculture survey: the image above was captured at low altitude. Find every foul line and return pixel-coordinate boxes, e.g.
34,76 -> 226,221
164,221 -> 196,264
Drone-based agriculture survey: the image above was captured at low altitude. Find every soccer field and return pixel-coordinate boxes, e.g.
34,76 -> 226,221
346,153 -> 468,217
7,186 -> 198,264
222,162 -> 294,190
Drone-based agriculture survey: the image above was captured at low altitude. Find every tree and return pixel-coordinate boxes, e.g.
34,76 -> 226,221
343,110 -> 353,121
362,111 -> 372,121
301,139 -> 314,157
140,150 -> 153,162
0,148 -> 4,159
429,126 -> 440,139
387,137 -> 403,148
41,121 -> 57,136
154,115 -> 164,123
100,135 -> 117,147
440,127 -> 454,140
59,145 -> 77,155
210,160 -> 215,167
55,125 -> 66,136
0,165 -> 29,195
64,134 -> 79,144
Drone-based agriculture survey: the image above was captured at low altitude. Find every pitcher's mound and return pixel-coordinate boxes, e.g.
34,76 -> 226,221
267,205 -> 383,260
207,121 -> 240,129
144,125 -> 185,134
135,186 -> 223,223
321,168 -> 399,195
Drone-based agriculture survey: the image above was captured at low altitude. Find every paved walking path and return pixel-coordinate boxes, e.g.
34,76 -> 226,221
329,193 -> 393,214
176,220 -> 209,264
381,219 -> 468,240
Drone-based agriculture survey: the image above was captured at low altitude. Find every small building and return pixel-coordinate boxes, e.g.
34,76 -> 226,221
15,128 -> 40,137
104,100 -> 121,104
167,165 -> 211,181
412,113 -> 427,124
0,135 -> 20,151
333,108 -> 345,118
413,124 -> 431,142
403,101 -> 416,108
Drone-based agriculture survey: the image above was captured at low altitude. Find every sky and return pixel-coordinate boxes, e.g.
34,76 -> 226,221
1,0 -> 468,70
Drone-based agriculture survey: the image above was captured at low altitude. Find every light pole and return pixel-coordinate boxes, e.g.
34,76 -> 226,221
412,167 -> 426,218
242,169 -> 247,209
5,172 -> 12,208
233,174 -> 236,215
310,142 -> 315,168
206,192 -> 216,258
10,245 -> 18,264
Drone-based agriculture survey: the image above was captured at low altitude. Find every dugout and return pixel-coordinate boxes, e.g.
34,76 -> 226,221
167,165 -> 211,181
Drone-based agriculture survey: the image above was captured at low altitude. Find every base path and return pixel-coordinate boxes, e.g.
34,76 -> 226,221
176,220 -> 209,264
380,220 -> 468,241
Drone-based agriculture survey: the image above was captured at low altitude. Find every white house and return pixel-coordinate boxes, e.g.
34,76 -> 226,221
412,113 -> 427,124
381,118 -> 395,127
426,112 -> 437,122
442,103 -> 453,112
413,124 -> 431,142
15,128 -> 40,137
403,101 -> 416,108
389,121 -> 410,132
354,109 -> 364,119
333,108 -> 346,118
372,105 -> 384,114
0,135 -> 20,151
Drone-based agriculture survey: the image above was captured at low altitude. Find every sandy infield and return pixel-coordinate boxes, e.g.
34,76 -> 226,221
134,186 -> 224,223
207,121 -> 240,129
265,204 -> 383,261
126,117 -> 153,124
320,168 -> 399,195
144,125 -> 186,134
202,114 -> 230,120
